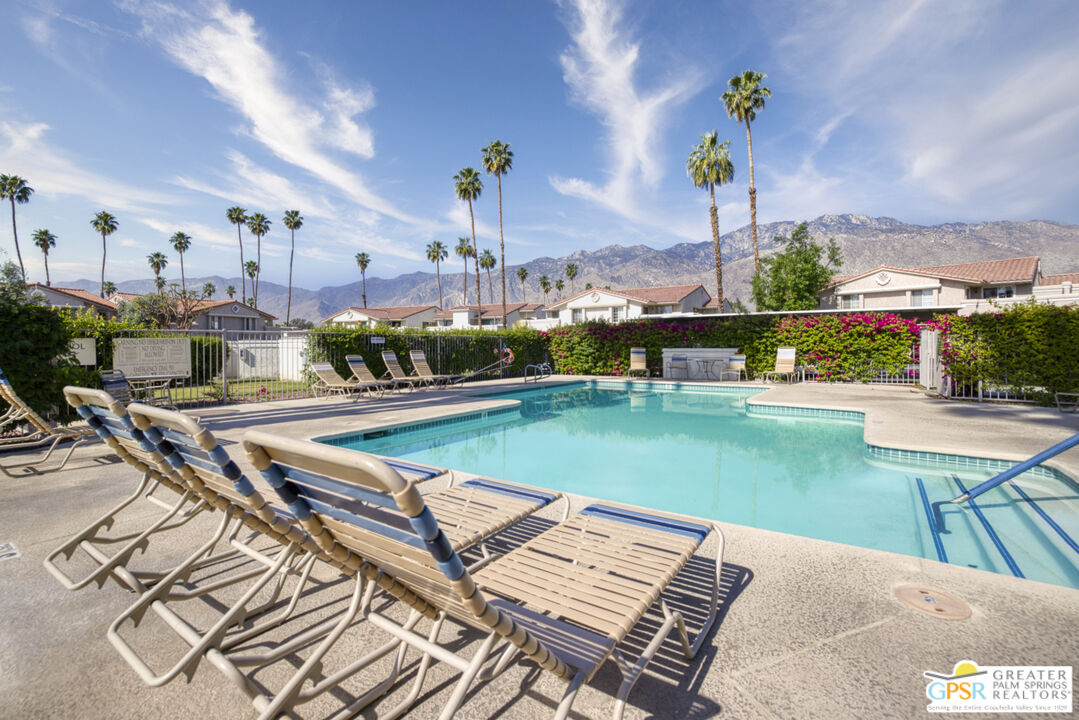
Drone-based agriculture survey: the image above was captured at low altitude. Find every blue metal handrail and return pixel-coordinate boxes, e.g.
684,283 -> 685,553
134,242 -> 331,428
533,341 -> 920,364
931,431 -> 1079,531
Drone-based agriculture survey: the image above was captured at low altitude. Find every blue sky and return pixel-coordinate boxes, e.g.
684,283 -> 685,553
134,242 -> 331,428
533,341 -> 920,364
2,0 -> 1077,292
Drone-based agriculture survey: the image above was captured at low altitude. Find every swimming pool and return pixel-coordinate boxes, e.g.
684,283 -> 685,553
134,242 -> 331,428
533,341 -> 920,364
318,381 -> 1079,589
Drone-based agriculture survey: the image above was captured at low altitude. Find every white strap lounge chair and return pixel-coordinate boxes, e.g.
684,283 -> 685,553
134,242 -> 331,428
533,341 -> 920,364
719,354 -> 748,381
343,355 -> 396,396
628,347 -> 649,377
310,361 -> 365,398
380,350 -> 420,391
243,431 -> 723,720
760,346 -> 798,383
409,349 -> 460,387
0,367 -> 97,476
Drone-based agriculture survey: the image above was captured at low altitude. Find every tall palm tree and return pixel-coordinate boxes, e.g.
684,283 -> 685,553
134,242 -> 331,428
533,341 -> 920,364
102,280 -> 117,298
32,228 -> 56,286
516,266 -> 528,302
721,70 -> 771,274
225,284 -> 236,299
554,278 -> 564,299
282,210 -> 303,323
687,131 -> 735,306
539,275 -> 551,304
454,238 -> 473,306
426,240 -> 448,309
479,249 -> 496,302
245,213 -> 270,307
202,282 -> 216,298
0,175 -> 33,281
169,231 -> 192,296
91,211 -> 118,297
147,251 -> 168,292
244,261 -> 258,305
453,167 -> 483,317
565,263 -> 578,294
481,140 -> 513,326
226,206 -> 248,303
154,276 -> 167,292
354,252 -> 370,308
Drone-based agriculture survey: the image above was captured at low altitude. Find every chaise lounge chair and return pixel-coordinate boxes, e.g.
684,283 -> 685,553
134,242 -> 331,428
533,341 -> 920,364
0,367 -> 97,476
409,349 -> 460,387
310,361 -> 367,398
380,350 -> 420,391
628,347 -> 649,377
343,354 -> 398,396
760,346 -> 798,383
243,431 -> 724,720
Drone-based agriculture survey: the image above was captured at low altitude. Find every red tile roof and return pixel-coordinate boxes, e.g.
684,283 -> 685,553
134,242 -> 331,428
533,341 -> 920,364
545,283 -> 707,310
323,305 -> 438,323
29,284 -> 116,312
434,302 -> 534,319
829,256 -> 1040,287
192,299 -> 277,319
1041,272 -> 1079,285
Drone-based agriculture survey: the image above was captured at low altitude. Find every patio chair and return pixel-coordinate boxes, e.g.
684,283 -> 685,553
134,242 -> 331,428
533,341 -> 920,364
0,367 -> 97,476
243,431 -> 723,720
343,354 -> 398,397
666,353 -> 689,379
628,347 -> 649,377
44,387 -> 206,591
760,346 -> 798,383
100,368 -> 175,408
1056,392 -> 1079,414
719,354 -> 748,381
380,350 -> 419,391
310,361 -> 364,398
409,349 -> 460,387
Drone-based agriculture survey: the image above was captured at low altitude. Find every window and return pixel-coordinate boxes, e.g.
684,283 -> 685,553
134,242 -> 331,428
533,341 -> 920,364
208,315 -> 223,330
910,289 -> 934,307
611,306 -> 623,322
243,317 -> 258,331
571,308 -> 584,323
981,286 -> 1014,299
839,294 -> 861,309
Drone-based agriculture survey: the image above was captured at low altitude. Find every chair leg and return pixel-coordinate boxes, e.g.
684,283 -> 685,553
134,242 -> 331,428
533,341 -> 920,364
436,631 -> 500,720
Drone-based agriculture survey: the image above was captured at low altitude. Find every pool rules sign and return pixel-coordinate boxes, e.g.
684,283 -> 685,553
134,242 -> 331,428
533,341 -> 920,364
113,338 -> 192,378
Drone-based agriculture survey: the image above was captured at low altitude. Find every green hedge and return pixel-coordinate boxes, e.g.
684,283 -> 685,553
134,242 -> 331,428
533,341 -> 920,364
0,302 -> 76,419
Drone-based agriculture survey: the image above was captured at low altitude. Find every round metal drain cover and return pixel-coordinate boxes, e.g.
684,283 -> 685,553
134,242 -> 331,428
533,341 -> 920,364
895,585 -> 971,620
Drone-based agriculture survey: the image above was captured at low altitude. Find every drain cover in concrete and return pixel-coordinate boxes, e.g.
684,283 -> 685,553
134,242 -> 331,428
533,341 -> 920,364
895,584 -> 970,620
0,542 -> 19,561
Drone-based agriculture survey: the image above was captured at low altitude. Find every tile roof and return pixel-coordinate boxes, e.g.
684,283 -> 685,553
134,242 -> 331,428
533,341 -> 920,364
192,299 -> 277,319
434,302 -> 532,319
545,283 -> 707,310
323,305 -> 438,323
829,256 -> 1040,287
1040,272 -> 1079,285
29,284 -> 116,312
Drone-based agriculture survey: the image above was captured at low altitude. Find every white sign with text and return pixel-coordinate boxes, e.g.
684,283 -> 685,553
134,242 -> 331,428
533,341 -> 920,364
113,338 -> 191,378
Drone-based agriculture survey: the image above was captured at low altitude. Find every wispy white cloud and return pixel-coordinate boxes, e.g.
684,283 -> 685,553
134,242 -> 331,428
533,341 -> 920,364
0,120 -> 178,211
549,0 -> 701,220
121,0 -> 419,224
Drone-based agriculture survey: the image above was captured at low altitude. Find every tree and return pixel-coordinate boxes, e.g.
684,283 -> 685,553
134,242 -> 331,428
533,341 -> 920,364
516,266 -> 528,303
353,252 -> 371,309
0,175 -> 33,281
751,221 -> 842,311
453,167 -> 483,317
102,280 -> 117,298
479,249 -> 496,302
244,261 -> 258,304
147,251 -> 168,291
565,263 -> 578,294
282,209 -> 303,323
245,213 -> 270,308
585,282 -> 593,290
202,282 -> 216,298
722,70 -> 771,275
226,206 -> 248,304
169,231 -> 192,296
454,238 -> 473,306
554,278 -> 564,299
31,228 -> 56,286
91,211 -> 118,297
481,140 -> 513,326
426,240 -> 448,309
154,276 -> 167,292
225,284 -> 236,299
687,131 -> 735,307
539,275 -> 551,304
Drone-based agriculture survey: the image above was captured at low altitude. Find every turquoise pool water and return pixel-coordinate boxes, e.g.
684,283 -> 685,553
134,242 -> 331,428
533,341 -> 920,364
319,382 -> 1079,589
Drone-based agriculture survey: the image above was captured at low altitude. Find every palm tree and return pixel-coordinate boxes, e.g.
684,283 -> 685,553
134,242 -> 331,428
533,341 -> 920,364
282,210 -> 303,323
555,278 -> 564,299
453,167 -> 483,317
31,228 -> 56,286
0,175 -> 33,281
354,252 -> 370,308
479,249 -> 496,302
426,240 -> 448,309
721,70 -> 771,274
154,277 -> 167,292
481,140 -> 513,326
565,263 -> 578,294
539,275 -> 551,304
454,238 -> 473,306
225,284 -> 236,299
245,213 -> 270,307
102,280 -> 116,298
516,266 -> 528,302
687,131 -> 736,306
244,261 -> 258,304
226,206 -> 248,303
169,231 -> 192,296
202,282 -> 216,298
91,211 -> 118,297
147,251 -> 168,292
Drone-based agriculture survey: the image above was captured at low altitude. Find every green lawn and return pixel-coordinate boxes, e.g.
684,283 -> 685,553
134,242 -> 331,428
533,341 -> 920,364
147,378 -> 314,405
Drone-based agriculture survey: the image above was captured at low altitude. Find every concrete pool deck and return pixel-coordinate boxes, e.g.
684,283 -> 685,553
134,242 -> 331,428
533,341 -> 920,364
1,378 -> 1077,718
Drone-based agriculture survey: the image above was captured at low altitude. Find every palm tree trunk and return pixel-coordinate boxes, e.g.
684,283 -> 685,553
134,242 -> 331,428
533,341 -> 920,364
43,254 -> 50,286
462,260 -> 468,306
255,234 -> 261,308
468,200 -> 481,321
180,254 -> 186,296
435,260 -> 443,309
101,234 -> 107,298
9,198 -> 24,281
746,119 -> 759,275
709,184 -> 724,307
236,224 -> 246,303
487,269 -> 493,303
286,229 -> 295,322
497,173 -> 506,327
361,271 -> 367,308
521,278 -> 526,303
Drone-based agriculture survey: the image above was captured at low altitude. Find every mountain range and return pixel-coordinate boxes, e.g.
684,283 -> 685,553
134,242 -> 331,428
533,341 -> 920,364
58,214 -> 1079,323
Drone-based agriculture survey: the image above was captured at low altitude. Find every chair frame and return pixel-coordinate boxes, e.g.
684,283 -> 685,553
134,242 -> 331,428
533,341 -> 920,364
760,346 -> 799,383
719,354 -> 748,382
0,368 -> 97,476
380,351 -> 420,391
409,349 -> 460,387
666,354 -> 689,380
343,355 -> 397,396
